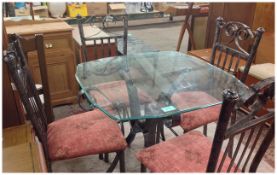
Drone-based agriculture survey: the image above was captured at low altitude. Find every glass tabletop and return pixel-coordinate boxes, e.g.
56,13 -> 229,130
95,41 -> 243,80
76,51 -> 250,121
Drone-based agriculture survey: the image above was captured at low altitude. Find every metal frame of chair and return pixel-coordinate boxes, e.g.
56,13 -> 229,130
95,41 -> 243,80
167,17 -> 265,139
8,33 -> 54,123
210,16 -> 264,83
4,34 -> 126,172
138,77 -> 274,172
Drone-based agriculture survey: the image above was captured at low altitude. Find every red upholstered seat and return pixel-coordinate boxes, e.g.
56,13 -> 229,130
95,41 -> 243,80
47,109 -> 127,160
89,80 -> 152,108
136,131 -> 237,172
171,91 -> 221,131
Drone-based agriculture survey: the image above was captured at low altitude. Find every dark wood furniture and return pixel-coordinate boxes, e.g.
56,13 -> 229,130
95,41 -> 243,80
8,34 -> 54,123
5,20 -> 78,106
176,3 -> 195,51
3,38 -> 127,172
205,3 -> 274,48
137,77 -> 275,172
176,3 -> 209,51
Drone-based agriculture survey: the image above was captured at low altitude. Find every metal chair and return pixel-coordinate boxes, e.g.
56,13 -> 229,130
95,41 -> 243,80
77,14 -> 128,63
8,33 -> 54,123
4,35 -> 127,172
77,14 -> 152,162
169,17 -> 265,136
137,77 -> 274,172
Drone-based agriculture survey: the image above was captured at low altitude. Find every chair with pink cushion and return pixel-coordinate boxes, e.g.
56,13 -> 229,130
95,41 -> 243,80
137,77 -> 274,172
169,17 -> 265,136
4,35 -> 127,172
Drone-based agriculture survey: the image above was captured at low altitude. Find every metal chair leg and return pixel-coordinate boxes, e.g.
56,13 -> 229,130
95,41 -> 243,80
106,152 -> 119,172
119,151 -> 125,172
99,153 -> 103,160
160,124 -> 166,141
141,164 -> 147,172
104,153 -> 109,163
203,124 -> 208,136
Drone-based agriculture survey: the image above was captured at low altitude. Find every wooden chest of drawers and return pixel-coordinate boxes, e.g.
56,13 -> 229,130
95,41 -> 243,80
5,20 -> 78,106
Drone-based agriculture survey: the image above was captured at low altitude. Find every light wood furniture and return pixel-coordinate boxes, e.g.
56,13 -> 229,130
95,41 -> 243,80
5,20 -> 78,106
72,25 -> 117,63
3,123 -> 46,172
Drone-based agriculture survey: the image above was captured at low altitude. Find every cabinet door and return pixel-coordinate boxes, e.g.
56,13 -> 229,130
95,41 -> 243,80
27,49 -> 78,106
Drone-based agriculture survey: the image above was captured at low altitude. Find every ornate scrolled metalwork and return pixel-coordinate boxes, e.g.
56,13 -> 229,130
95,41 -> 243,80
217,18 -> 257,54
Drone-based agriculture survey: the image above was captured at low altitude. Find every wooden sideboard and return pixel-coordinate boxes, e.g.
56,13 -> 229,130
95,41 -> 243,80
205,3 -> 274,49
5,20 -> 78,106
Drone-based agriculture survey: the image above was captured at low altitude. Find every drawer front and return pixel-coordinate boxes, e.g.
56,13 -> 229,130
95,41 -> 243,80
43,33 -> 73,52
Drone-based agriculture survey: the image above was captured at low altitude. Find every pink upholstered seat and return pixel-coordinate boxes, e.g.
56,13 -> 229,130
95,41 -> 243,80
47,109 -> 127,160
89,80 -> 152,108
136,131 -> 237,172
171,91 -> 221,131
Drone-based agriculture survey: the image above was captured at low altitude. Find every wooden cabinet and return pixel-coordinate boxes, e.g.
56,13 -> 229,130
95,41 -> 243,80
205,3 -> 274,48
5,20 -> 78,106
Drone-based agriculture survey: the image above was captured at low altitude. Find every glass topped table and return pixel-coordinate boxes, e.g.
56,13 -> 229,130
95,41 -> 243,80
76,51 -> 249,120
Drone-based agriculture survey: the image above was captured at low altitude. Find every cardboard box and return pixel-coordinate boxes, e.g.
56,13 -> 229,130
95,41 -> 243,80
165,5 -> 201,16
108,3 -> 126,15
86,3 -> 107,16
153,3 -> 168,12
32,6 -> 49,18
15,8 -> 31,16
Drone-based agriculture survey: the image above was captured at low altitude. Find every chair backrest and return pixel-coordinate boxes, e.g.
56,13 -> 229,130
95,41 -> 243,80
8,34 -> 54,123
210,17 -> 264,82
4,35 -> 51,170
207,77 -> 275,172
77,15 -> 128,62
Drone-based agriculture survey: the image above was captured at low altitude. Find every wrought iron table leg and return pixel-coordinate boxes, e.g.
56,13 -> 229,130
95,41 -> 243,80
159,122 -> 166,141
126,120 -> 142,146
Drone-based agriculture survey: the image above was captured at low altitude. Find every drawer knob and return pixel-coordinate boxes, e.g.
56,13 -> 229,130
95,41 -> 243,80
45,43 -> 53,49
